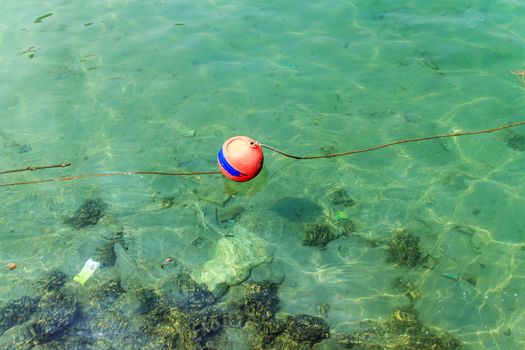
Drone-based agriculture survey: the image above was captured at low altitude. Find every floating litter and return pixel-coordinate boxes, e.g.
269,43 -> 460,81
335,211 -> 350,221
73,258 -> 100,285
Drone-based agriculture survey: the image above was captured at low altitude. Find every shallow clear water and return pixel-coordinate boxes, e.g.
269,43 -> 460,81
1,1 -> 525,349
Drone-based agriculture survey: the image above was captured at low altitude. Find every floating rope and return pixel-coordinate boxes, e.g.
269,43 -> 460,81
260,120 -> 525,159
0,163 -> 71,175
0,170 -> 222,188
1,121 -> 524,188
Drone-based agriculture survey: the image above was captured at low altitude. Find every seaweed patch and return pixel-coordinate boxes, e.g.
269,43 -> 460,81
387,231 -> 423,267
337,306 -> 461,349
505,133 -> 525,152
303,223 -> 336,249
64,198 -> 108,229
144,306 -> 224,349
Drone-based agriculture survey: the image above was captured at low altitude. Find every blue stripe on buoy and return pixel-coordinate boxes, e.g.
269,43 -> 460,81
218,148 -> 245,177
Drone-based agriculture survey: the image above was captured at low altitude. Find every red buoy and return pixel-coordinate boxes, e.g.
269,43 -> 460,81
218,136 -> 264,182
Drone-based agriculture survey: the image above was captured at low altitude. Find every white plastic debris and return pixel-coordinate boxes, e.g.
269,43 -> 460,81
73,258 -> 100,285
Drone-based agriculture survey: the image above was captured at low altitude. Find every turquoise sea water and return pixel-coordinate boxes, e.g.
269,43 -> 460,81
1,1 -> 525,349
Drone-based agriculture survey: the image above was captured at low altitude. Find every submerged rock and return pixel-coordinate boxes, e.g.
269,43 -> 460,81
91,279 -> 126,309
192,226 -> 271,296
162,273 -> 216,311
0,296 -> 39,336
242,281 -> 285,349
29,291 -> 78,341
278,314 -> 330,348
250,261 -> 285,285
337,306 -> 461,349
61,302 -> 151,349
35,270 -> 67,294
136,287 -> 159,315
249,318 -> 286,349
242,281 -> 279,322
